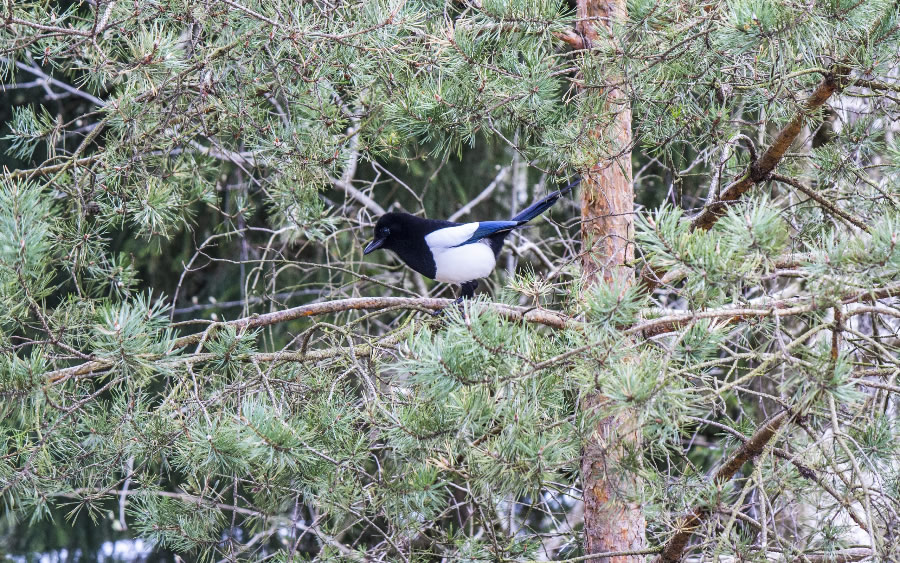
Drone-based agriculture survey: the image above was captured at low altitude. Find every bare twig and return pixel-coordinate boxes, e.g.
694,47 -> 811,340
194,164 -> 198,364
771,174 -> 869,232
331,177 -> 386,216
448,166 -> 509,221
0,56 -> 106,106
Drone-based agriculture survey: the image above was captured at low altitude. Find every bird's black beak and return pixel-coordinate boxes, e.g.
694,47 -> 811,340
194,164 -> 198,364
364,238 -> 385,255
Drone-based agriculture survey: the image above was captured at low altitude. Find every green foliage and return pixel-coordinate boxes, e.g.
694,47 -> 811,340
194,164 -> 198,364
2,0 -> 900,560
204,325 -> 260,377
586,277 -> 648,330
636,199 -> 791,305
0,179 -> 56,314
673,319 -> 727,365
848,415 -> 899,471
129,493 -> 225,555
3,106 -> 59,161
91,292 -> 173,379
0,349 -> 46,397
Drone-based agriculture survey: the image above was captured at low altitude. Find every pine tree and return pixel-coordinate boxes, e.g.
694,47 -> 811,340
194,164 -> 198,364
2,0 -> 900,561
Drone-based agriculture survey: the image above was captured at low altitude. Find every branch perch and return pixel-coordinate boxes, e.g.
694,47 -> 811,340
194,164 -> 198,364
44,297 -> 573,383
174,297 -> 572,348
43,279 -> 900,384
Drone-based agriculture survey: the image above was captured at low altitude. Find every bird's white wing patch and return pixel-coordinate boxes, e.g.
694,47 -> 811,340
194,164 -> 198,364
424,223 -> 479,249
431,243 -> 497,283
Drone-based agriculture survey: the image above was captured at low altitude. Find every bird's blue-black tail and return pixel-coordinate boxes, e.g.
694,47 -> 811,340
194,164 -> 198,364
511,177 -> 581,223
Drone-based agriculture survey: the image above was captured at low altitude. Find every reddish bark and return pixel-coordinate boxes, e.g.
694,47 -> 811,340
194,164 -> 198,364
577,1 -> 646,561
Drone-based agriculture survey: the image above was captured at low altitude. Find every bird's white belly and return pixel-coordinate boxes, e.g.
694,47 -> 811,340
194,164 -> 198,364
431,243 -> 496,283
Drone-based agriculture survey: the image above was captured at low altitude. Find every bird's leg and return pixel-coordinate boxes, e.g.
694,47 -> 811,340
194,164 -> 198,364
449,280 -> 478,306
433,280 -> 479,316
458,280 -> 478,301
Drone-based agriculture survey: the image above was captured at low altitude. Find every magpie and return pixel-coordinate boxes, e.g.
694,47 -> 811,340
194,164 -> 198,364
364,178 -> 580,300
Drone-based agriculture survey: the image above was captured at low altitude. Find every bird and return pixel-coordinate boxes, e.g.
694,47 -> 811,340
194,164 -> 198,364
363,177 -> 580,301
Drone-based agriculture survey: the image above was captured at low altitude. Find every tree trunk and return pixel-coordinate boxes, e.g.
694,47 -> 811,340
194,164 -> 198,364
577,1 -> 646,561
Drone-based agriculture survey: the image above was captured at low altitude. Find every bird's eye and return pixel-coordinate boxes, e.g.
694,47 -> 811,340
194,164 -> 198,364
378,227 -> 390,238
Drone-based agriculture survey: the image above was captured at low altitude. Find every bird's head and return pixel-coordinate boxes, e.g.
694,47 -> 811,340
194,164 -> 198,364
364,213 -> 405,255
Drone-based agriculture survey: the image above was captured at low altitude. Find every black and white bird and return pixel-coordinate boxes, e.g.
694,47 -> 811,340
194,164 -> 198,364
364,178 -> 580,299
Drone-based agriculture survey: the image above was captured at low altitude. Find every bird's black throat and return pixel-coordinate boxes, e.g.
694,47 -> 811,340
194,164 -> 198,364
375,214 -> 459,280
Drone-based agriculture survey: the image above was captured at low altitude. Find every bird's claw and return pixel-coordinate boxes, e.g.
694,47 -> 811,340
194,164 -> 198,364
432,297 -> 466,317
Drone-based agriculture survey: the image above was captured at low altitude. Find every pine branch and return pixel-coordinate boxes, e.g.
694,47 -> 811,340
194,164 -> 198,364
654,410 -> 791,563
3,16 -> 92,37
690,68 -> 849,232
631,281 -> 900,337
58,488 -> 365,562
4,156 -> 101,180
44,297 -> 573,383
43,278 -> 900,384
640,252 -> 816,292
685,416 -> 870,533
171,297 -> 572,346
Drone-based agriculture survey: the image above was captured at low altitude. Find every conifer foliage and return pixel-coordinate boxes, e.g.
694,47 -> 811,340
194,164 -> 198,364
2,0 -> 900,560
